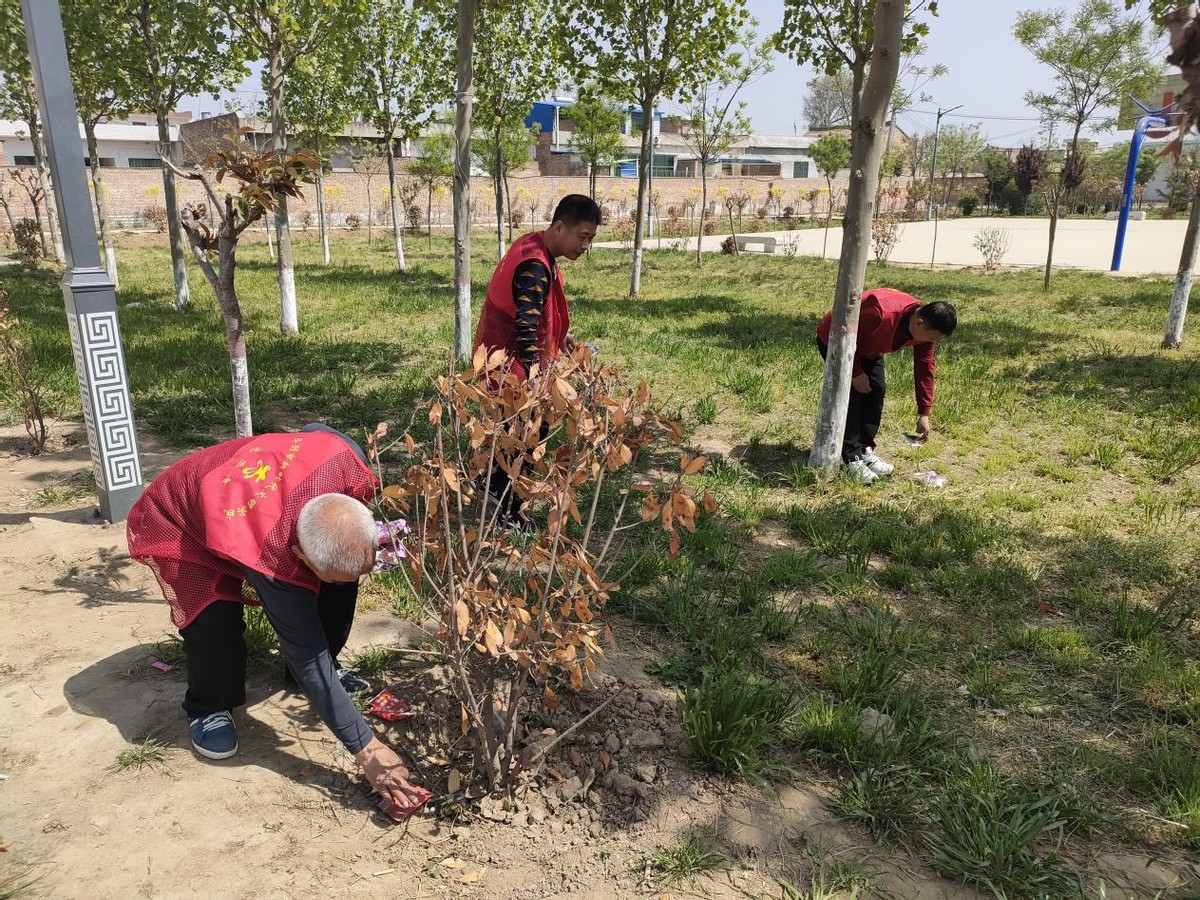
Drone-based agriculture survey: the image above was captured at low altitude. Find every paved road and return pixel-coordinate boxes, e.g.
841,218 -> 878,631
595,216 -> 1191,276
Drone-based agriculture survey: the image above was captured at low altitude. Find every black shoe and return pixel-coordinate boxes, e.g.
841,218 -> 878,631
336,667 -> 372,694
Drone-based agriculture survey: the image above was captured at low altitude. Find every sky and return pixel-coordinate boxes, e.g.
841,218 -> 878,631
186,0 -> 1171,151
693,0 -> 1170,148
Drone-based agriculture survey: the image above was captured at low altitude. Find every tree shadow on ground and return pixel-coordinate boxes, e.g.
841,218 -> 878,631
682,313 -> 824,351
1024,351 -> 1200,418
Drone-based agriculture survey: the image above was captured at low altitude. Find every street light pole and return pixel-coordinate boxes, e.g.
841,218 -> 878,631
20,0 -> 143,522
926,104 -> 962,222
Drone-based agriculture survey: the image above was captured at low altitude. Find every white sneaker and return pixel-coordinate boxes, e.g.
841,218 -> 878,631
862,449 -> 894,477
844,458 -> 879,484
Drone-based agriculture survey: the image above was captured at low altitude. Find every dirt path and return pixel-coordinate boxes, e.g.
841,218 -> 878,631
0,424 -> 1187,899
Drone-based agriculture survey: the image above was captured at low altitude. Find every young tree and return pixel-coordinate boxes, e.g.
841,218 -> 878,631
888,46 -> 946,157
0,0 -> 63,263
228,0 -> 360,334
409,130 -> 455,250
471,121 -> 538,253
284,38 -> 354,266
905,130 -> 935,179
352,143 -> 389,246
168,138 -> 318,437
935,123 -> 984,209
680,28 -> 772,265
566,90 -> 625,200
1135,152 -> 1159,209
779,0 -> 935,471
347,0 -> 453,274
979,148 -> 1013,213
1014,144 -> 1045,214
1015,0 -> 1160,289
109,0 -> 243,311
809,132 -> 850,258
803,69 -> 853,129
565,0 -> 748,298
62,0 -> 134,288
451,0 -> 476,363
474,0 -> 562,261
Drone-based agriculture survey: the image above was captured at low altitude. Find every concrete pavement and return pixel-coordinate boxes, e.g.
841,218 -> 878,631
595,216 -> 1191,276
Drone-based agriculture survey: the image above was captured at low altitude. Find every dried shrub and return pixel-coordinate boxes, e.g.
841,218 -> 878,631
721,236 -> 737,255
12,218 -> 41,269
871,214 -> 901,264
142,205 -> 168,233
345,213 -> 362,231
972,226 -> 1012,272
0,283 -> 48,452
372,348 -> 713,791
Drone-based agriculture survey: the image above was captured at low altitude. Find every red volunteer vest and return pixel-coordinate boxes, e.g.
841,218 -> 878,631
473,231 -> 569,381
126,431 -> 378,627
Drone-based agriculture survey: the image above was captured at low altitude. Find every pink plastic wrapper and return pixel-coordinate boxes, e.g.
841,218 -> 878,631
912,470 -> 947,488
373,519 -> 410,573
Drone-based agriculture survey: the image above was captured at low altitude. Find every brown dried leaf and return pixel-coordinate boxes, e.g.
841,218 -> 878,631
542,684 -> 558,711
454,599 -> 471,638
683,454 -> 708,475
428,402 -> 443,425
484,619 -> 503,656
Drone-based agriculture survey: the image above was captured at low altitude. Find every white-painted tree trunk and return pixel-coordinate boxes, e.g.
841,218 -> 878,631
629,101 -> 654,298
1164,180 -> 1200,349
809,0 -> 905,471
316,169 -> 331,266
385,143 -> 407,272
268,41 -> 299,336
453,0 -> 477,362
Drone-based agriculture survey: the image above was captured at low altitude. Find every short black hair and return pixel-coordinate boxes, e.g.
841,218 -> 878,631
919,300 -> 957,336
552,194 -> 602,228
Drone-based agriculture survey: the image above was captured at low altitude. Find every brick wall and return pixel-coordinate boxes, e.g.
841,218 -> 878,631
0,163 -> 894,234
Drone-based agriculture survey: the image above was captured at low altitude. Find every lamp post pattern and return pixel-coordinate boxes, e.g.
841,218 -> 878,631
20,0 -> 143,521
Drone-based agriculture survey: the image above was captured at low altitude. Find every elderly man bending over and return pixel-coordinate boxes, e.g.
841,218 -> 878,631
126,423 -> 421,811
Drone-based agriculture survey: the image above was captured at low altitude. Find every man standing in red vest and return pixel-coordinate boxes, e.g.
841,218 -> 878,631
816,289 -> 957,484
474,193 -> 601,382
473,194 -> 601,521
127,424 -> 425,814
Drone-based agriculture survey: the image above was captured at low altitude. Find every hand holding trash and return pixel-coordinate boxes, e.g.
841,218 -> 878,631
355,737 -> 429,814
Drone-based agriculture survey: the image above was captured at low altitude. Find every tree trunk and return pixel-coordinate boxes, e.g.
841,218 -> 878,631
24,91 -> 63,263
1043,200 -> 1059,292
268,40 -> 299,335
494,127 -> 505,261
452,0 -> 477,362
217,232 -> 253,438
315,151 -> 331,266
696,166 -> 708,265
1163,179 -> 1200,349
427,183 -> 434,250
589,164 -> 596,201
157,107 -> 190,309
822,177 -> 833,258
85,121 -> 119,290
809,0 -> 905,471
385,140 -> 407,273
267,218 -> 276,259
629,99 -> 654,298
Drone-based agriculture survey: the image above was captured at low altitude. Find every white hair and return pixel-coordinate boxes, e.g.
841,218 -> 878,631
296,494 -> 376,576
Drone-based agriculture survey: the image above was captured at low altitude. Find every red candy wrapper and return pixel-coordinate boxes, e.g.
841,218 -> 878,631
368,687 -> 416,722
378,785 -> 434,822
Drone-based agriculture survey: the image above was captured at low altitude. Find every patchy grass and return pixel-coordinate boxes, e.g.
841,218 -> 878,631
643,826 -> 729,885
7,234 -> 1200,896
110,734 -> 173,773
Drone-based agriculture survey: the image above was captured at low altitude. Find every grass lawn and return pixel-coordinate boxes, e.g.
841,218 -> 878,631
4,231 -> 1199,896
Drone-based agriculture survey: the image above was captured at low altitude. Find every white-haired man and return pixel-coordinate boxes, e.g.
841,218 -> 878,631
127,424 -> 423,812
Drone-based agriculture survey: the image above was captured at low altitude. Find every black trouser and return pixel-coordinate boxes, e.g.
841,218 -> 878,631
817,339 -> 887,464
486,419 -> 550,520
179,575 -> 357,719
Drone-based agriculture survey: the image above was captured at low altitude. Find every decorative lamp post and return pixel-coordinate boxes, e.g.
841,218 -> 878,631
20,0 -> 143,522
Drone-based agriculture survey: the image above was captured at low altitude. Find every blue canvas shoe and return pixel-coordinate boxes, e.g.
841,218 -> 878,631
189,710 -> 238,760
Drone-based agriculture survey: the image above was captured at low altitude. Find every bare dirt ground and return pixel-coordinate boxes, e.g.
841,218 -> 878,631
0,423 -> 1191,900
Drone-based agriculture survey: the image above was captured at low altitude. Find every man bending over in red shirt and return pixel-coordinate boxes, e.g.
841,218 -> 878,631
816,289 -> 957,484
